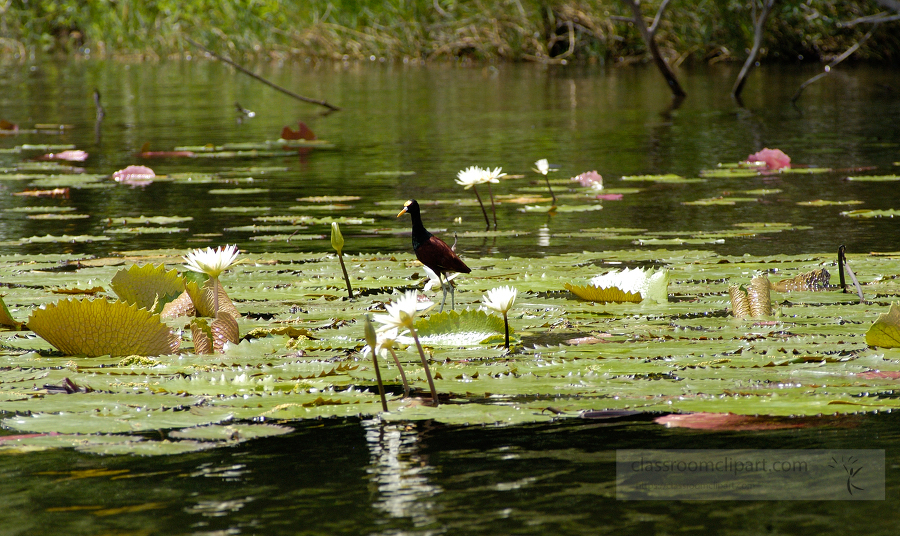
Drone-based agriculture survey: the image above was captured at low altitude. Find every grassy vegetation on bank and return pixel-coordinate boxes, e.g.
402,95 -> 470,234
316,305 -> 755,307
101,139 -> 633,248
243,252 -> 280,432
1,1 -> 897,64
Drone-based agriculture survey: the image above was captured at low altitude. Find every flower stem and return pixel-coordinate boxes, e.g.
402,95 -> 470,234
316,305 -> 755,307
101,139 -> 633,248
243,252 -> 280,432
471,185 -> 490,231
409,326 -> 439,406
487,182 -> 497,230
337,252 -> 354,299
368,343 -> 389,412
544,177 -> 557,205
388,347 -> 410,398
503,311 -> 510,350
212,276 -> 220,317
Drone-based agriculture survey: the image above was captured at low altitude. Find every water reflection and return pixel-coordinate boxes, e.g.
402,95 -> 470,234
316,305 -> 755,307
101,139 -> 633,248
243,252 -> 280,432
364,418 -> 441,527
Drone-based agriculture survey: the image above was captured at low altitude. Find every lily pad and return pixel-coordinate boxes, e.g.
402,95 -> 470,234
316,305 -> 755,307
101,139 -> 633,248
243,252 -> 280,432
565,284 -> 642,303
841,209 -> 900,218
865,302 -> 900,348
110,264 -> 185,312
27,298 -> 180,357
168,423 -> 292,441
412,309 -> 509,346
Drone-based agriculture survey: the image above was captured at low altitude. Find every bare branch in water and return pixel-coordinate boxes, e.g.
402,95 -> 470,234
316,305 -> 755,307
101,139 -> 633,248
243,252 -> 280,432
791,23 -> 880,104
184,36 -> 341,112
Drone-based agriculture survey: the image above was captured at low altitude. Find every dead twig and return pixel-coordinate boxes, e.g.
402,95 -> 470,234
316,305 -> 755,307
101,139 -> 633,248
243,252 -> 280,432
184,36 -> 341,112
791,23 -> 880,104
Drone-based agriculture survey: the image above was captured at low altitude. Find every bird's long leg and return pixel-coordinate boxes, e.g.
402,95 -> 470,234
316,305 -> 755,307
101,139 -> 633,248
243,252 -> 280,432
439,273 -> 448,313
450,278 -> 456,310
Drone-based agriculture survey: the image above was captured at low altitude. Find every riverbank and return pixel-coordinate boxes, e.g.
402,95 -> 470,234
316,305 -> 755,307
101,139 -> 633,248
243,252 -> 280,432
1,1 -> 897,65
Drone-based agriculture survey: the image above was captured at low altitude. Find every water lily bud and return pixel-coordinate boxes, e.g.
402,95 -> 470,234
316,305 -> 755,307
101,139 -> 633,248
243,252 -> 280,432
364,314 -> 377,349
331,222 -> 344,254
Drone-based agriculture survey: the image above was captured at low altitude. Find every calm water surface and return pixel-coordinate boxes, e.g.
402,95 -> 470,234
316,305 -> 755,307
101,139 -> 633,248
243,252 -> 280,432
0,58 -> 899,535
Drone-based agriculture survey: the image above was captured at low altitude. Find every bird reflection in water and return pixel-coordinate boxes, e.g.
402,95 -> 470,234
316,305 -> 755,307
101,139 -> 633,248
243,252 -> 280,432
364,419 -> 441,525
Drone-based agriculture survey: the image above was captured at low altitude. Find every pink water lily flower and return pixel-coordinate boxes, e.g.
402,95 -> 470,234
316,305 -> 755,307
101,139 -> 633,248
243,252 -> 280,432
746,148 -> 790,171
112,165 -> 156,186
572,170 -> 603,189
38,149 -> 88,162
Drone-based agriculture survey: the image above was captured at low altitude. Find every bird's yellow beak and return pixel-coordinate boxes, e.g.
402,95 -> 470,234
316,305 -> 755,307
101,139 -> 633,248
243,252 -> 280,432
397,207 -> 408,218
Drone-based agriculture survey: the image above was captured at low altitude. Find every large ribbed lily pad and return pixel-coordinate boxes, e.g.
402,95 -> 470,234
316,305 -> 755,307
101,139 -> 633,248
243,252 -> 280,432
412,309 -> 509,346
110,264 -> 185,312
27,298 -> 180,357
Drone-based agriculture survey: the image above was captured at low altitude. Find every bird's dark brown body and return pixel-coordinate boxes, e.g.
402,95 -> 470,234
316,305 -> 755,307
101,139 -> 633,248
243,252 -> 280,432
398,199 -> 470,310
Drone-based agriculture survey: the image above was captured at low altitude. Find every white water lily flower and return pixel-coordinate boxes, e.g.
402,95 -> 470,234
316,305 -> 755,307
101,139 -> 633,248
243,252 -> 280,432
482,285 -> 518,314
456,166 -> 505,188
590,267 -> 670,304
183,245 -> 240,279
374,327 -> 401,359
533,158 -> 550,175
456,166 -> 487,189
484,166 -> 506,182
373,290 -> 434,331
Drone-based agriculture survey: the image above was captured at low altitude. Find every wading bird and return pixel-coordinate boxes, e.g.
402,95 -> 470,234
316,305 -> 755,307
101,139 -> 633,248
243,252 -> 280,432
398,199 -> 471,311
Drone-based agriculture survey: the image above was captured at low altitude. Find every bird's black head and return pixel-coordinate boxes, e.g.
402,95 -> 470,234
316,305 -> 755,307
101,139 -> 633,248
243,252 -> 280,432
397,199 -> 419,218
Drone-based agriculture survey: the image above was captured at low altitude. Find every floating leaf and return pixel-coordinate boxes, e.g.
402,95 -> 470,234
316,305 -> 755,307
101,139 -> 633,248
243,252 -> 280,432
27,298 -> 180,357
841,209 -> 900,218
589,267 -> 670,303
13,188 -> 69,198
18,234 -> 111,244
110,264 -> 185,313
210,206 -> 270,213
520,204 -> 602,213
565,283 -> 642,303
169,423 -> 292,441
208,188 -> 270,195
76,440 -> 218,457
682,196 -> 759,206
865,302 -> 900,348
621,174 -> 703,183
798,199 -> 863,207
52,286 -> 105,296
116,215 -> 193,225
411,309 -> 508,346
26,213 -> 89,221
0,296 -> 24,330
295,195 -> 361,202
846,175 -> 900,182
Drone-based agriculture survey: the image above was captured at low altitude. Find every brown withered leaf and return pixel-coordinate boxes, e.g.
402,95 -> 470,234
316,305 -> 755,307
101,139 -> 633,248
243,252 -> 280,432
138,142 -> 195,158
190,312 -> 239,354
748,274 -> 772,317
281,121 -> 316,141
729,274 -> 772,318
771,268 -> 830,292
160,291 -> 195,319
